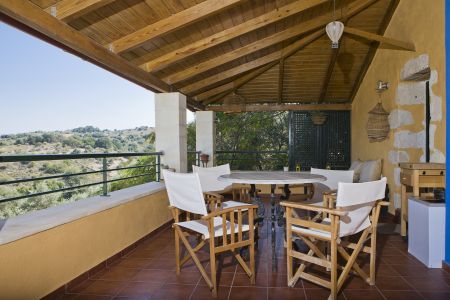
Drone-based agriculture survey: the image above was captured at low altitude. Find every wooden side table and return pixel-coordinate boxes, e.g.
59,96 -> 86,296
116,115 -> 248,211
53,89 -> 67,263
399,163 -> 445,237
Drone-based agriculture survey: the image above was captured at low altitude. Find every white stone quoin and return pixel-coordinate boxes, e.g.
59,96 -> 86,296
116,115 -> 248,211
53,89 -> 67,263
196,111 -> 216,167
155,92 -> 187,173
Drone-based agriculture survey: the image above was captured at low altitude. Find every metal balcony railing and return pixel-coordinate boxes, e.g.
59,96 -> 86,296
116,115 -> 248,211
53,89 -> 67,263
0,152 -> 163,203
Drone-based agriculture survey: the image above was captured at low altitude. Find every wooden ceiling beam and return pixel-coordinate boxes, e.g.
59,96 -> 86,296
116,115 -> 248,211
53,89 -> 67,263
108,0 -> 244,54
45,0 -> 114,23
164,0 -> 377,85
137,0 -> 328,72
200,61 -> 278,104
0,0 -> 170,93
350,0 -> 400,102
181,30 -> 325,95
344,26 -> 415,51
206,103 -> 352,112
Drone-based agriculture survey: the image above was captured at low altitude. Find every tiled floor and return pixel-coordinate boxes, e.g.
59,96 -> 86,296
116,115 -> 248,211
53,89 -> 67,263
60,197 -> 450,300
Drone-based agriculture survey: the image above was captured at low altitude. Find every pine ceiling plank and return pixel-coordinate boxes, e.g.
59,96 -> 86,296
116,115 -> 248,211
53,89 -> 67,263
0,0 -> 170,93
46,0 -> 114,23
163,0 -> 378,86
182,29 -> 325,95
344,26 -> 415,51
140,0 -> 328,72
108,0 -> 244,54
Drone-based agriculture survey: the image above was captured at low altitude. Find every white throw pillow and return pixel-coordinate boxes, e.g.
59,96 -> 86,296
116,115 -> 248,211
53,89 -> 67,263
359,159 -> 382,182
349,160 -> 363,182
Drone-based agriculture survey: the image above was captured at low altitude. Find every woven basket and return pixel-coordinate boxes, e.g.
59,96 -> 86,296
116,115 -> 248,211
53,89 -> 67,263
310,112 -> 327,125
366,102 -> 390,142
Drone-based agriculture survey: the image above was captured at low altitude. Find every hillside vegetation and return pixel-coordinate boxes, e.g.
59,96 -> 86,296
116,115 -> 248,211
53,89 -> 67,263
0,126 -> 155,218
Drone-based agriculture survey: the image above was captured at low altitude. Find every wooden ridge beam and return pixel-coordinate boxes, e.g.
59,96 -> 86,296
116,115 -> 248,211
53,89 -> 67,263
0,0 -> 170,93
344,26 -> 415,51
206,103 -> 352,112
45,0 -> 114,23
137,0 -> 328,72
108,0 -> 244,54
181,30 -> 325,95
201,61 -> 279,104
350,0 -> 400,102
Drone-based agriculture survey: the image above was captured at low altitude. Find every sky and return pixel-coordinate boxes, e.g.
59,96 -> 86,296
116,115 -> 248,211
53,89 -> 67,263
0,23 -> 195,135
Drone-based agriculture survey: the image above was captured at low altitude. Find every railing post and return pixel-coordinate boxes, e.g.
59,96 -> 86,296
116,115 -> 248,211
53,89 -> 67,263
156,154 -> 161,182
102,157 -> 108,196
196,151 -> 201,166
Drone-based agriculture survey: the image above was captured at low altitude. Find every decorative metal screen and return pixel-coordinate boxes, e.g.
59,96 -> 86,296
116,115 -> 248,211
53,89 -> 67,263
288,111 -> 351,170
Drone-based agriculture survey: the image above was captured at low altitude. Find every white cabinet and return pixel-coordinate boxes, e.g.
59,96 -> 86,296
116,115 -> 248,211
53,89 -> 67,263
408,197 -> 445,268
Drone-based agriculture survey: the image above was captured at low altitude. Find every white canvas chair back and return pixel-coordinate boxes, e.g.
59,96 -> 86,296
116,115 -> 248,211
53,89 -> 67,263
336,177 -> 387,237
163,170 -> 208,216
310,168 -> 354,202
192,164 -> 231,192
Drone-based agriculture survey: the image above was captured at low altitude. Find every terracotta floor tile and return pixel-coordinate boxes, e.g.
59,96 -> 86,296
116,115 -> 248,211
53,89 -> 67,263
304,288 -> 345,300
131,269 -> 172,283
228,287 -> 267,300
109,258 -> 154,270
232,272 -> 267,287
403,277 -> 450,291
268,287 -> 306,299
381,290 -> 424,300
420,291 -> 450,300
375,276 -> 414,291
151,283 -> 195,300
198,272 -> 235,287
67,279 -> 126,296
190,285 -> 231,300
115,282 -> 163,298
91,267 -> 140,282
343,289 -> 385,300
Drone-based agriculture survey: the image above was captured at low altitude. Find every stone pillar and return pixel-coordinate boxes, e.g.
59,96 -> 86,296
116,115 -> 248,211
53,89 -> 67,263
155,92 -> 187,173
196,111 -> 216,167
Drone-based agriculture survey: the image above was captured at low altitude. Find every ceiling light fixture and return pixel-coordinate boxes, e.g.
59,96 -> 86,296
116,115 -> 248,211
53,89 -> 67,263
326,0 -> 344,48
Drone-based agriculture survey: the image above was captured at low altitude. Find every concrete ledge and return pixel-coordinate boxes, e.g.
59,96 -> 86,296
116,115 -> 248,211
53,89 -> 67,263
0,182 -> 166,245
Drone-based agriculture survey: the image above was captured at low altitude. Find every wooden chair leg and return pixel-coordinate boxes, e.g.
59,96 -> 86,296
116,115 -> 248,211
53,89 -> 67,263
174,229 -> 181,275
330,238 -> 338,300
209,237 -> 218,297
370,231 -> 376,285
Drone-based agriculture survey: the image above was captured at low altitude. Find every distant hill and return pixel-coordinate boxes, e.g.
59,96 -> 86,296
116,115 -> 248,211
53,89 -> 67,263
0,126 -> 156,219
0,126 -> 155,155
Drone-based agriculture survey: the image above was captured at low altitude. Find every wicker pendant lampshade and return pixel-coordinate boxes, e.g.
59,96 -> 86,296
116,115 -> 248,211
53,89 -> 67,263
310,112 -> 327,125
366,81 -> 390,142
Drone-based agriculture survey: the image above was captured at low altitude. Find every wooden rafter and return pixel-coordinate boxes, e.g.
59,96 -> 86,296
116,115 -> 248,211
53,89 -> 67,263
278,58 -> 284,104
201,62 -> 279,104
350,0 -> 400,102
108,0 -> 243,54
0,0 -> 170,94
206,103 -> 352,112
137,0 -> 328,72
344,26 -> 415,51
181,30 -> 325,96
164,0 -> 377,85
45,0 -> 113,22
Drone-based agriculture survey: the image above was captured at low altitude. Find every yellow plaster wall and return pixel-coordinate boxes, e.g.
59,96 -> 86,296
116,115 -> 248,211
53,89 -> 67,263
0,190 -> 171,299
351,0 -> 446,212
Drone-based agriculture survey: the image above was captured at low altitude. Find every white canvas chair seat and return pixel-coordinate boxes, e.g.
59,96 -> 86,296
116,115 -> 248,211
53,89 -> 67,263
282,177 -> 387,300
163,170 -> 257,297
222,200 -> 250,210
176,217 -> 250,239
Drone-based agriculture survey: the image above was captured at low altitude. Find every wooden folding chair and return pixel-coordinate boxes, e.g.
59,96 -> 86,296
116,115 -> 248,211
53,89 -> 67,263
193,164 -> 254,209
281,177 -> 387,300
163,170 -> 258,297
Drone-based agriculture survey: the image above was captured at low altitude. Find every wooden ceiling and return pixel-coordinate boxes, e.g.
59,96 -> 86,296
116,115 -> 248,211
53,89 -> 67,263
0,0 -> 414,112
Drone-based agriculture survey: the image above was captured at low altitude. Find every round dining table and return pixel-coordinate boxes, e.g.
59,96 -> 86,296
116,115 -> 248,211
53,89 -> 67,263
218,171 -> 326,270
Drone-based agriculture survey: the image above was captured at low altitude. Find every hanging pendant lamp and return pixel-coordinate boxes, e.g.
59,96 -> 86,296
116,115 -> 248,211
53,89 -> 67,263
326,0 -> 344,48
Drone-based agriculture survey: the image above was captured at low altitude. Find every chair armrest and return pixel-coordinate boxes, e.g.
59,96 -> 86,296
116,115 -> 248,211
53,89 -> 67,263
203,192 -> 224,200
378,201 -> 389,206
280,201 -> 348,217
201,204 -> 258,220
323,189 -> 337,195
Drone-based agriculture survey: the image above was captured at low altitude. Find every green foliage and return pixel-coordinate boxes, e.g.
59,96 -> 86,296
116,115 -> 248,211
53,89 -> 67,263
216,112 -> 288,170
